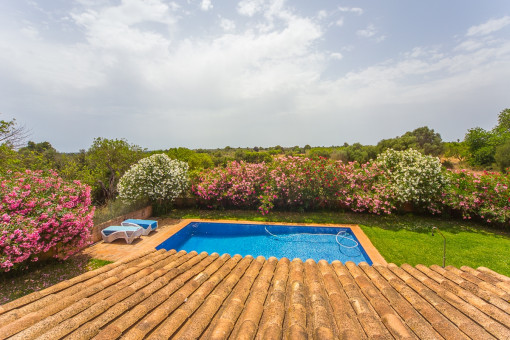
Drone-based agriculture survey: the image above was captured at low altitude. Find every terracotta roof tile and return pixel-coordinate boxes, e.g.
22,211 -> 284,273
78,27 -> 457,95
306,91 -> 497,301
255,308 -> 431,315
230,257 -> 277,339
284,259 -> 308,339
255,257 -> 290,339
1,251 -> 510,339
401,264 -> 507,339
333,261 -> 394,339
204,256 -> 265,339
319,260 -> 366,339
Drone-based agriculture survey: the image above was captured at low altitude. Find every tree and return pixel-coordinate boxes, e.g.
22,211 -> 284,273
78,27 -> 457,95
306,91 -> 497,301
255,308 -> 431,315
18,141 -> 59,170
495,108 -> 510,135
464,127 -> 496,166
86,138 -> 145,202
0,145 -> 19,174
462,109 -> 510,168
0,116 -> 29,149
166,147 -> 214,170
377,126 -> 443,156
495,139 -> 510,172
410,126 -> 443,156
443,142 -> 469,161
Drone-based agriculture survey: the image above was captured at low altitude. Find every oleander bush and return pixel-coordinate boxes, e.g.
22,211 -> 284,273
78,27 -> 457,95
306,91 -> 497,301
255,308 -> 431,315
192,156 -> 396,215
443,170 -> 510,224
118,153 -> 189,204
192,151 -> 510,227
375,148 -> 447,213
0,170 -> 94,272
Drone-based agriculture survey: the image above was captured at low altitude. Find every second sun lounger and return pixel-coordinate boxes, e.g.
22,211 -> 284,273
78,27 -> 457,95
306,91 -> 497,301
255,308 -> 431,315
121,219 -> 158,236
101,226 -> 144,244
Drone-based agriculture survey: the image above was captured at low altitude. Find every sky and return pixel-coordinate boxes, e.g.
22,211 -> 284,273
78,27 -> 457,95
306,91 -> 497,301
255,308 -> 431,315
1,0 -> 510,152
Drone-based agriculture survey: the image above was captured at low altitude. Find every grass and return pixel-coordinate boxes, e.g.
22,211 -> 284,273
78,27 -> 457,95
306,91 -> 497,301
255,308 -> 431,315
0,254 -> 113,305
164,208 -> 510,276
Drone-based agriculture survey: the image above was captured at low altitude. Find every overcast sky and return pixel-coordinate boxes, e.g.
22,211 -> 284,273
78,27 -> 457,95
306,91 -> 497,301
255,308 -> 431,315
1,0 -> 510,152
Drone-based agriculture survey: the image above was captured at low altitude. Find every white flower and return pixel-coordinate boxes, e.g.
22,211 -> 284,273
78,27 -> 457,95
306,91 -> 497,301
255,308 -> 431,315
118,154 -> 189,203
376,149 -> 447,204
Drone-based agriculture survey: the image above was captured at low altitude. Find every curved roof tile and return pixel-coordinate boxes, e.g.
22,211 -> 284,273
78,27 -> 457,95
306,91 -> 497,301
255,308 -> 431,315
1,249 -> 509,339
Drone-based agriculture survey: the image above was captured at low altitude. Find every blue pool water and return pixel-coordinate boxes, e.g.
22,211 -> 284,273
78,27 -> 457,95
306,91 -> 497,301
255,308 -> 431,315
156,222 -> 372,264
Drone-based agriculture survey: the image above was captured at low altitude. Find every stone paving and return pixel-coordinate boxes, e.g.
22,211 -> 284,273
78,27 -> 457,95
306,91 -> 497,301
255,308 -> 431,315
83,218 -> 387,264
82,217 -> 183,262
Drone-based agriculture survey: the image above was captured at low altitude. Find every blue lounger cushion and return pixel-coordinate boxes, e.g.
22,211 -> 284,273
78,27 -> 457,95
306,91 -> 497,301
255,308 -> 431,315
101,225 -> 144,244
102,226 -> 142,236
121,219 -> 158,235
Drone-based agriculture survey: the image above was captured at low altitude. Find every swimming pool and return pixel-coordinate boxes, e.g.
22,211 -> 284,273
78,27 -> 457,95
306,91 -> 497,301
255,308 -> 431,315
156,222 -> 373,264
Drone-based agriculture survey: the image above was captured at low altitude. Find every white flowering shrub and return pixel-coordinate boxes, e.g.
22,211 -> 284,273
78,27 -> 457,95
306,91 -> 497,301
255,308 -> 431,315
376,149 -> 447,207
118,154 -> 189,203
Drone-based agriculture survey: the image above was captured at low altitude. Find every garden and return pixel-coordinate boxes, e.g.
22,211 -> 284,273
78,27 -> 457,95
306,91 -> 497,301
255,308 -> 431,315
1,113 -> 510,303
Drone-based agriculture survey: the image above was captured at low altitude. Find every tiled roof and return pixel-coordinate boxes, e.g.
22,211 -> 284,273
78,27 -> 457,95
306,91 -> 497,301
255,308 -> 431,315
0,249 -> 509,339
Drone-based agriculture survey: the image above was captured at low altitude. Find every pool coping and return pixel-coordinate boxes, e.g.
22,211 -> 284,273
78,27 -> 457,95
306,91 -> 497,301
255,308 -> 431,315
162,219 -> 387,265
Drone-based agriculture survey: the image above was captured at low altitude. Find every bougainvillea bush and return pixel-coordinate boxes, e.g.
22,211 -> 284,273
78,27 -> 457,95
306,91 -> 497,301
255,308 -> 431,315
0,170 -> 94,272
118,154 -> 189,204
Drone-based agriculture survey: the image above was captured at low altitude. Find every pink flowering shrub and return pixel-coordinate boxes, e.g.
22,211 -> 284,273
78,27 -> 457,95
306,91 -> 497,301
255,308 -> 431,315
0,170 -> 94,272
443,170 -> 510,224
192,156 -> 510,226
192,157 -> 396,215
193,161 -> 267,208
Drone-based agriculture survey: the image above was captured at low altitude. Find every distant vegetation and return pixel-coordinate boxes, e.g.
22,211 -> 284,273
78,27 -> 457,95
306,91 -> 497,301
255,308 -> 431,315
1,108 -> 509,208
1,109 -> 509,273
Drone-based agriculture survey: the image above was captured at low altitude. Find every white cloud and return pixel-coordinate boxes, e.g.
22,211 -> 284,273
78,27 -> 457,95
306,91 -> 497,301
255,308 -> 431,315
357,24 -> 376,38
317,10 -> 328,20
466,16 -> 510,36
330,52 -> 343,60
200,0 -> 213,11
220,17 -> 235,32
237,0 -> 266,17
70,0 -> 176,54
338,7 -> 363,15
455,39 -> 484,51
20,25 -> 39,39
335,18 -> 344,27
1,1 -> 510,150
376,35 -> 386,43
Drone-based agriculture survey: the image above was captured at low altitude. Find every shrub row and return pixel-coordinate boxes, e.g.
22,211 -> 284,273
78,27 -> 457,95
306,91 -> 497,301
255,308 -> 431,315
192,150 -> 510,226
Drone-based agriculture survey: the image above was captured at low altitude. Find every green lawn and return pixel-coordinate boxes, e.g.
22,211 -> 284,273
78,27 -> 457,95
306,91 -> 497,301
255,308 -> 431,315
165,209 -> 510,276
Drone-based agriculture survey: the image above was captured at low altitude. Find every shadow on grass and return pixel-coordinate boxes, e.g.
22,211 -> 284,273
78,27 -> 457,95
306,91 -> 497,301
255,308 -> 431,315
0,254 -> 113,305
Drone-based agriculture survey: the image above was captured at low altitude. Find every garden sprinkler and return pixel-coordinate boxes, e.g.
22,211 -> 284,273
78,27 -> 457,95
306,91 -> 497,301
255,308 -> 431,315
431,226 -> 446,268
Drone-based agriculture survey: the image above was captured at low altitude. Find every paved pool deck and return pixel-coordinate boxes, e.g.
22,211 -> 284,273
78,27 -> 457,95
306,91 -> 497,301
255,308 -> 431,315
82,218 -> 387,265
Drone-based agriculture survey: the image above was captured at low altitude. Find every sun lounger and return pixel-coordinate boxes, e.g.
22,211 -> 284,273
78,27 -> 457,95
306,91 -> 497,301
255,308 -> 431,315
101,226 -> 144,244
121,219 -> 158,236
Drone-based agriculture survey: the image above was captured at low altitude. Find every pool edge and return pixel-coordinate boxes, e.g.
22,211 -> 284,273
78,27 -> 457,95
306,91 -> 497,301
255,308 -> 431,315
159,218 -> 388,265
